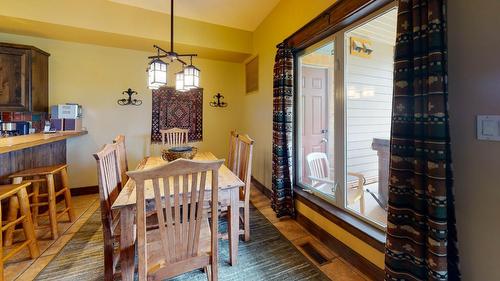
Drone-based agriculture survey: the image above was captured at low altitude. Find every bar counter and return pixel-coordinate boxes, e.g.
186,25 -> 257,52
0,131 -> 87,154
0,131 -> 87,183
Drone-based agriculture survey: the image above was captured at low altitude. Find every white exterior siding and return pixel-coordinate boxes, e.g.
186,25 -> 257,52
345,36 -> 394,180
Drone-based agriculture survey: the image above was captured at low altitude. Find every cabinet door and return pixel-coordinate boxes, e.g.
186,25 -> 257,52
0,46 -> 31,112
31,50 -> 49,112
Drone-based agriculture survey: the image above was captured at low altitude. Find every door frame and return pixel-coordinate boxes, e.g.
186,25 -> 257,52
295,36 -> 337,205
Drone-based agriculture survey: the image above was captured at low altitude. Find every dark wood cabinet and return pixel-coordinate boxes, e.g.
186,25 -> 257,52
0,43 -> 50,112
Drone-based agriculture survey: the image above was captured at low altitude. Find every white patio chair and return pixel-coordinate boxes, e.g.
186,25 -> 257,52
306,152 -> 366,213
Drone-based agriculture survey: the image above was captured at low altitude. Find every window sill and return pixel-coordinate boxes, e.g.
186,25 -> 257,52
294,187 -> 386,252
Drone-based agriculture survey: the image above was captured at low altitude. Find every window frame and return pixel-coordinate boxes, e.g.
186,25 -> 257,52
293,2 -> 398,231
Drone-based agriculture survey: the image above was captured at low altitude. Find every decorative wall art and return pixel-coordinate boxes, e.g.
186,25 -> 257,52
350,36 -> 373,58
151,87 -> 203,143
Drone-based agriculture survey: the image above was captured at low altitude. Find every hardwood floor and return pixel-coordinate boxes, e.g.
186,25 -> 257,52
4,187 -> 372,280
248,187 -> 373,281
3,194 -> 99,281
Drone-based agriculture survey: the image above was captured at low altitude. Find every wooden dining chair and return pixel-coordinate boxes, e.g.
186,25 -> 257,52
113,135 -> 129,185
227,130 -> 238,173
160,128 -> 189,148
127,158 -> 223,281
233,134 -> 254,241
93,143 -> 123,281
306,152 -> 366,213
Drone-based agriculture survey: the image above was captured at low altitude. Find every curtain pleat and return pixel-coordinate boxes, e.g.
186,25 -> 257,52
385,0 -> 460,280
271,43 -> 295,218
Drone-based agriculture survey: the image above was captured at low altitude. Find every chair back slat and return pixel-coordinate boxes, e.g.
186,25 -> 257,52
160,128 -> 189,148
93,144 -> 122,225
306,152 -> 330,186
234,134 -> 254,203
152,177 -> 170,263
113,135 -> 129,185
227,131 -> 238,172
127,158 -> 223,279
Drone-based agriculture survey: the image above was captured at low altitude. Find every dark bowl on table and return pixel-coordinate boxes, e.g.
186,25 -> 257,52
161,146 -> 198,162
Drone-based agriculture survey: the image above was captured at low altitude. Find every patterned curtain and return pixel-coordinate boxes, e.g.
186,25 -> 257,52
385,1 -> 460,280
271,43 -> 295,218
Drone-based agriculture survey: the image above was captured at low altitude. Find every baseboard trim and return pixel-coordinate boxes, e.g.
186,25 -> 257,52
296,213 -> 384,281
251,177 -> 272,199
70,185 -> 99,196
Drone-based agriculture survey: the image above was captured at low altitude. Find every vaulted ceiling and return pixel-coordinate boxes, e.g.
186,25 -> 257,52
0,0 -> 273,62
108,0 -> 281,31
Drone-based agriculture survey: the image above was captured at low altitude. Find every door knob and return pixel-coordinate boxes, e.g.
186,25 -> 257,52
321,138 -> 328,143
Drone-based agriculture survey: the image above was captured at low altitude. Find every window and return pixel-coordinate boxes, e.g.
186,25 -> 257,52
296,5 -> 397,228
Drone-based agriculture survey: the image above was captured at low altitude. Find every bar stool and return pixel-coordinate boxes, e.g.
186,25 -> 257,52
0,183 -> 40,278
7,164 -> 75,240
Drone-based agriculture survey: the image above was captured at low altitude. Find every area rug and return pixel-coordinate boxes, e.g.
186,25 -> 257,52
35,205 -> 329,281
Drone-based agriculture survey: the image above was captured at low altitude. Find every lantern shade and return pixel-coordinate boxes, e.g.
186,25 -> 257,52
147,58 -> 168,89
175,70 -> 186,91
183,64 -> 200,90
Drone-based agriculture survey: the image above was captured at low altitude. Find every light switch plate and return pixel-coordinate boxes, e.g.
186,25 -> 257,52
477,115 -> 500,141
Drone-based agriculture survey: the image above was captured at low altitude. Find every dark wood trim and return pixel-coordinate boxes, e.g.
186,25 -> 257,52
282,0 -> 395,51
0,42 -> 51,57
70,185 -> 99,196
251,176 -> 272,199
296,213 -> 384,281
295,188 -> 385,252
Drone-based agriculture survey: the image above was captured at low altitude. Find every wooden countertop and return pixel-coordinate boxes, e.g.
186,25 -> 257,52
0,131 -> 87,154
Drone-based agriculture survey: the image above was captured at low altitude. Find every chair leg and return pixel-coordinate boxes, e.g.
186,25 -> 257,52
203,265 -> 211,281
103,232 -> 115,281
243,204 -> 250,242
46,174 -> 59,240
60,168 -> 75,222
359,191 -> 365,214
17,187 -> 40,258
4,195 -> 19,247
31,176 -> 41,227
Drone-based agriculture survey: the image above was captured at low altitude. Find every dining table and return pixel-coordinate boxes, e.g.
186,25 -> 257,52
111,151 -> 245,281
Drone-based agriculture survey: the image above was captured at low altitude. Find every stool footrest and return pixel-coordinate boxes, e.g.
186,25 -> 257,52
55,188 -> 69,197
31,202 -> 49,207
1,215 -> 25,231
2,239 -> 33,262
36,208 -> 70,219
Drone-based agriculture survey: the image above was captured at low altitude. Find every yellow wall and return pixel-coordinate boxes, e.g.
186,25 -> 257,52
0,32 -> 245,189
296,202 -> 385,268
243,0 -> 336,189
242,0 -> 385,269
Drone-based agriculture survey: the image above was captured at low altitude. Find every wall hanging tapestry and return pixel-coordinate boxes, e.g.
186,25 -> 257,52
151,87 -> 203,143
385,1 -> 461,280
271,43 -> 295,218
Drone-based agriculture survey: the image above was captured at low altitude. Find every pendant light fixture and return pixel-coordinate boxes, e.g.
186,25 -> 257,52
147,0 -> 200,90
182,57 -> 200,90
175,69 -> 185,91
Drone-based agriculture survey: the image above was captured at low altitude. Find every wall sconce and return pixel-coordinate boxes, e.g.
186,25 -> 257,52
117,88 -> 142,106
209,93 -> 227,108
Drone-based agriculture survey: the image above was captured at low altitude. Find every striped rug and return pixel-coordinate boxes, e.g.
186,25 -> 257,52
36,205 -> 328,281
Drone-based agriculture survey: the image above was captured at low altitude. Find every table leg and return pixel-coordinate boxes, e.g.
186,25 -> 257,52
228,188 -> 239,265
120,205 -> 135,281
